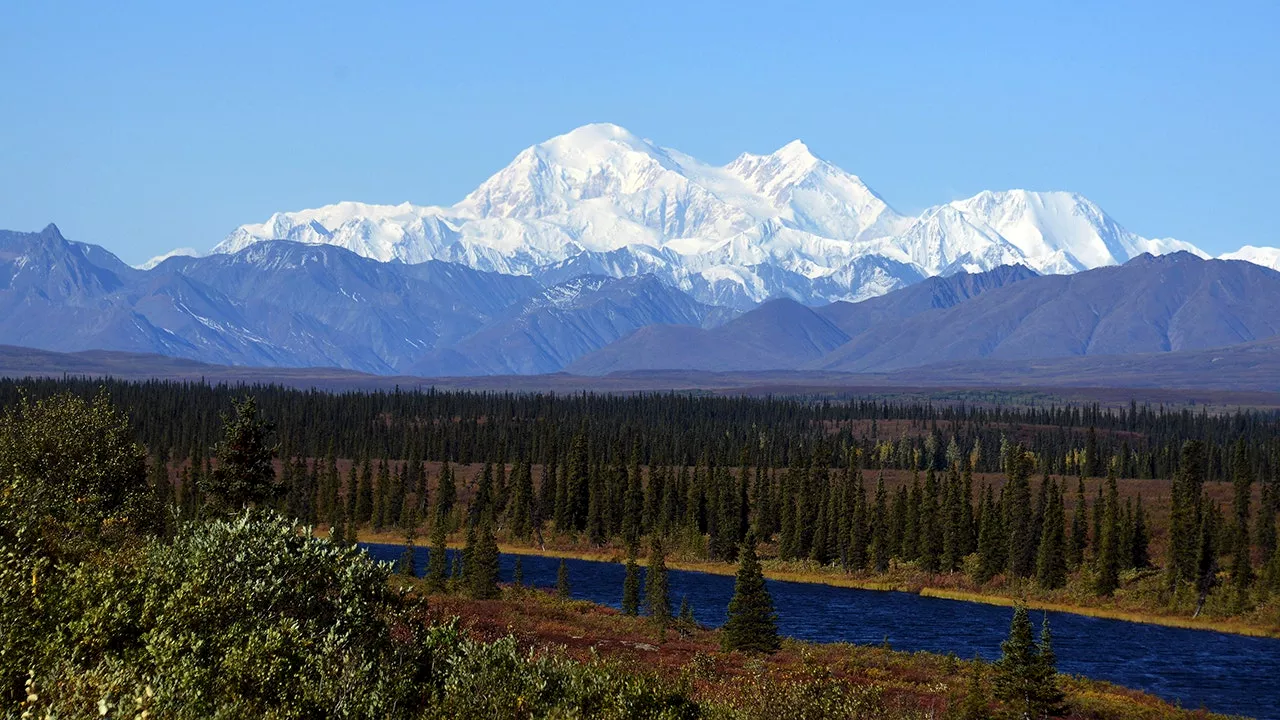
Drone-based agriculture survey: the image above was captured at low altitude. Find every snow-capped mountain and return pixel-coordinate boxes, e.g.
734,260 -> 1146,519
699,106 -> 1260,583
214,124 -> 927,306
137,247 -> 200,270
212,123 -> 1216,306
1222,246 -> 1280,271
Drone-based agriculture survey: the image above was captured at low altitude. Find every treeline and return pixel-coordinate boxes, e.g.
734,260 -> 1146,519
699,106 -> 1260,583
4,376 -> 1280,480
7,378 -> 1280,606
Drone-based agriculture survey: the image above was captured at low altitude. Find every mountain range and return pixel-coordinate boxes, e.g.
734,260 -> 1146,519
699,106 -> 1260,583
6,221 -> 1280,384
5,123 -> 1280,386
569,252 -> 1280,374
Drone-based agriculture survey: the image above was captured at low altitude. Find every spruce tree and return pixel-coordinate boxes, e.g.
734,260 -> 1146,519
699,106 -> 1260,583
436,460 -> 456,520
919,468 -> 942,572
354,457 -> 374,527
1257,477 -> 1277,578
678,596 -> 695,626
1095,467 -> 1121,596
1035,479 -> 1067,590
993,606 -> 1065,719
508,460 -> 534,539
622,547 -> 642,616
512,556 -> 524,587
958,660 -> 991,720
645,534 -> 671,622
372,457 -> 390,533
203,396 -> 277,511
1131,496 -> 1151,570
1168,440 -> 1206,588
467,523 -> 501,600
469,462 -> 493,528
975,484 -> 1004,584
870,474 -> 890,572
1067,476 -> 1088,569
1005,449 -> 1035,578
556,558 -> 572,599
721,534 -> 780,654
426,512 -> 448,591
1193,503 -> 1220,616
941,465 -> 964,572
460,524 -> 477,585
1230,439 -> 1254,594
397,539 -> 417,578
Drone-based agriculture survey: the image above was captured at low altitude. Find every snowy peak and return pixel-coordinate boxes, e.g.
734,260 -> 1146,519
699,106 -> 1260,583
455,123 -> 687,220
946,190 -> 1123,272
137,247 -> 200,270
1221,245 -> 1280,271
208,123 -> 1211,306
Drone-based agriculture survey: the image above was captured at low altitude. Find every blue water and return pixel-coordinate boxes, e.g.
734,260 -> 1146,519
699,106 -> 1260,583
364,543 -> 1280,719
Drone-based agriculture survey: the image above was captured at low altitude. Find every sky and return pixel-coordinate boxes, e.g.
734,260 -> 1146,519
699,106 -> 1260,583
1,1 -> 1276,265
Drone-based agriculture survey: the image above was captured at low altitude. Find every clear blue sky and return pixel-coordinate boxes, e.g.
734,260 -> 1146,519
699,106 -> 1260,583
2,0 -> 1276,264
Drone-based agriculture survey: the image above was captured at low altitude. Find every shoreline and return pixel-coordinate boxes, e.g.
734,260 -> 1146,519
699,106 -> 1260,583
357,532 -> 1280,640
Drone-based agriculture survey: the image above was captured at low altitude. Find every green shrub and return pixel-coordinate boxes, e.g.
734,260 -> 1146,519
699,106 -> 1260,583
418,624 -> 699,720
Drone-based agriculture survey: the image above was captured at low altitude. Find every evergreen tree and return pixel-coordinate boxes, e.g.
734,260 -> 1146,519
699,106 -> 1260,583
957,660 -> 991,720
1168,440 -> 1206,588
1230,439 -> 1254,594
1035,479 -> 1067,590
870,474 -> 890,572
556,558 -> 571,599
622,547 -> 641,616
1092,486 -> 1104,562
941,465 -> 964,572
508,459 -> 534,539
436,460 -> 456,520
202,396 -> 277,511
449,553 -> 463,585
992,606 -> 1066,719
721,534 -> 780,654
975,484 -> 1004,584
426,516 -> 448,592
1095,467 -> 1121,597
1130,496 -> 1151,570
1067,477 -> 1088,569
645,534 -> 671,622
372,457 -> 391,533
354,457 -> 374,527
1005,449 -> 1035,578
919,468 -> 942,572
1193,502 -> 1220,616
329,498 -> 348,546
469,462 -> 493,528
901,470 -> 921,561
566,432 -> 589,531
623,444 -> 644,546
397,538 -> 417,578
460,524 -> 477,585
1257,478 -> 1278,584
586,466 -> 607,546
678,596 -> 695,626
512,555 -> 524,587
467,523 -> 501,600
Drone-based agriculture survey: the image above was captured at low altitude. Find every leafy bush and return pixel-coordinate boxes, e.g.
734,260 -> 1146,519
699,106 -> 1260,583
18,511 -> 433,718
417,624 -> 699,719
0,391 -> 159,701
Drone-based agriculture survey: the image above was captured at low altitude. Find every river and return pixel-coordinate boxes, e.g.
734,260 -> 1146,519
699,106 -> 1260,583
363,543 -> 1279,719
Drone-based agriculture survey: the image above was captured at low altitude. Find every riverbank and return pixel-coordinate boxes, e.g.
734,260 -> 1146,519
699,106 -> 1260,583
357,529 -> 1280,639
417,582 -> 1239,720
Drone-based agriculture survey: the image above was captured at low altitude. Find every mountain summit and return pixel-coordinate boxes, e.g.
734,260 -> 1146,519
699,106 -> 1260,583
211,124 -> 1200,306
